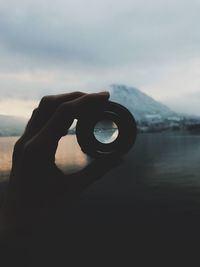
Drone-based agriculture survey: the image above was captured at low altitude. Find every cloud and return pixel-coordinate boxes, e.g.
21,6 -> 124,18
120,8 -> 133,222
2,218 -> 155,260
0,0 -> 200,115
0,0 -> 200,69
0,98 -> 37,118
164,94 -> 200,116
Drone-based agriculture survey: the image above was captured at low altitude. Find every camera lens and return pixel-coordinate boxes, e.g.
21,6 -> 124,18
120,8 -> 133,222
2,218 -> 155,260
76,101 -> 137,158
93,120 -> 119,144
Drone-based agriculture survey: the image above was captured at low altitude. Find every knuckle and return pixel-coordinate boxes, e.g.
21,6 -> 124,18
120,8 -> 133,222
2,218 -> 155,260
13,139 -> 24,154
39,95 -> 55,107
28,108 -> 38,122
24,108 -> 39,131
32,107 -> 38,115
79,94 -> 94,104
71,91 -> 83,98
40,96 -> 48,105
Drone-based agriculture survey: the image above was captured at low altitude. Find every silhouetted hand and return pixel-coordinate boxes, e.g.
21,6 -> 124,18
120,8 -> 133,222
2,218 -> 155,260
1,91 -> 122,233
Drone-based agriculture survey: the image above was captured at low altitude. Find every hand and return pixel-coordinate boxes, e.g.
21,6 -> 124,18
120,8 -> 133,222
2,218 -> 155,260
1,91 -> 122,232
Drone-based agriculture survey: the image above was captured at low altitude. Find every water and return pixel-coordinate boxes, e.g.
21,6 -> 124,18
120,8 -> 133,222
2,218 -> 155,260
1,133 -> 200,187
0,137 -> 18,181
0,135 -> 90,180
94,120 -> 119,144
1,132 -> 200,238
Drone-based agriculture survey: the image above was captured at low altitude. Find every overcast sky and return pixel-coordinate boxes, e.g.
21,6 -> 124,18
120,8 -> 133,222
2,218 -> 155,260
0,0 -> 200,117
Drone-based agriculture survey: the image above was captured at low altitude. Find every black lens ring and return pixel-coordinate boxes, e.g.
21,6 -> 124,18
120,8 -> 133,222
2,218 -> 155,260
76,101 -> 137,158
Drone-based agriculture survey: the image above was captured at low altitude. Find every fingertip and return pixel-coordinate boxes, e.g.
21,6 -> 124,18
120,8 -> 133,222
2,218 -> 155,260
99,91 -> 110,96
98,91 -> 110,98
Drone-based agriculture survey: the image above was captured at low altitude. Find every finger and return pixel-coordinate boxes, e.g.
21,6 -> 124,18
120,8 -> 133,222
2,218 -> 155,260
41,91 -> 109,139
23,108 -> 39,135
11,107 -> 43,173
23,91 -> 86,138
11,108 -> 39,167
25,92 -> 110,160
14,92 -> 87,162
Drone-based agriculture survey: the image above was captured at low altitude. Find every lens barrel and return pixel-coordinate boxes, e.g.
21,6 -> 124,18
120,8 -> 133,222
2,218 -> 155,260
76,101 -> 137,158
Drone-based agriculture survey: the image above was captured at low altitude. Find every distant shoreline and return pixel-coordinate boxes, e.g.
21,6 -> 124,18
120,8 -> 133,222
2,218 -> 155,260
1,128 -> 200,138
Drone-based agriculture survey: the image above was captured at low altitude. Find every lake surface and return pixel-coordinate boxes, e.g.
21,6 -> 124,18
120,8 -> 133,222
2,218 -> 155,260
1,132 -> 200,187
1,133 -> 200,240
0,135 -> 90,181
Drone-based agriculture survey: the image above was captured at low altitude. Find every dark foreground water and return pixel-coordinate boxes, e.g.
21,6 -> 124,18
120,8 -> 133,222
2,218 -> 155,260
73,132 -> 200,241
1,133 -> 200,244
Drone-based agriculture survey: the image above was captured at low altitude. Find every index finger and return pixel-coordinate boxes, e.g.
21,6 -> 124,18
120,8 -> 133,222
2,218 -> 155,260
24,91 -> 87,135
49,91 -> 110,134
23,92 -> 110,160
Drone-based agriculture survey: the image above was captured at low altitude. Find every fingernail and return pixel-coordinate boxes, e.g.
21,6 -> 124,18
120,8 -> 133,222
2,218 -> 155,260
99,91 -> 110,97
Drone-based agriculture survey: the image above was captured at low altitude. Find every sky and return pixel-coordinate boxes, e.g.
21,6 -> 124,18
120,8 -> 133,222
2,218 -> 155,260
0,0 -> 200,118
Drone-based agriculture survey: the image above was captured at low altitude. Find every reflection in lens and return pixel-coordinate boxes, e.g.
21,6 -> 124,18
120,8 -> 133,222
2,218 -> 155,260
94,120 -> 119,144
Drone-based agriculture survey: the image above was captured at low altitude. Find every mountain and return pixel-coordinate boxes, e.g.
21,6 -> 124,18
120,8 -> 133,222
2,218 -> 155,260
109,84 -> 200,132
0,115 -> 26,136
110,84 -> 175,120
1,85 -> 200,136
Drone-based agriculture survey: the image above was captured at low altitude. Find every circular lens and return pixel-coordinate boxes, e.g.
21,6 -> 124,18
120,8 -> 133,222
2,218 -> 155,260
76,101 -> 137,158
93,120 -> 119,144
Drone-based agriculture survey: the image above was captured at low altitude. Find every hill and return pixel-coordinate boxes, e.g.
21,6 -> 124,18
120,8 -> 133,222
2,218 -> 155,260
109,84 -> 200,132
0,115 -> 26,136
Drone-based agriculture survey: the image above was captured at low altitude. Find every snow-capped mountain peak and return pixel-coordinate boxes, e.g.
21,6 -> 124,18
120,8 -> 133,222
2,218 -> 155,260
110,84 -> 174,120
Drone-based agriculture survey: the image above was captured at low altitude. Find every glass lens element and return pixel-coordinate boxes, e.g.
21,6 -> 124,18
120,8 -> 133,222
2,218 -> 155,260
94,120 -> 119,144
